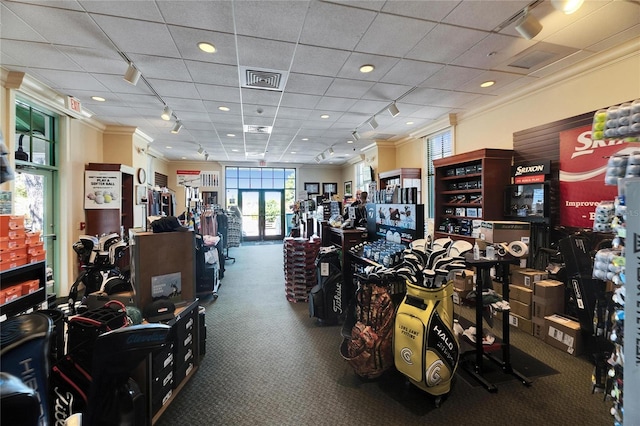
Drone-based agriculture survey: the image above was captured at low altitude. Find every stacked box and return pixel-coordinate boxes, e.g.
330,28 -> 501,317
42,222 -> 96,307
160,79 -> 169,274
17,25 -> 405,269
0,215 -> 29,271
511,268 -> 548,289
532,279 -> 565,339
480,220 -> 530,244
544,314 -> 583,356
283,237 -> 322,302
452,270 -> 474,305
508,284 -> 533,321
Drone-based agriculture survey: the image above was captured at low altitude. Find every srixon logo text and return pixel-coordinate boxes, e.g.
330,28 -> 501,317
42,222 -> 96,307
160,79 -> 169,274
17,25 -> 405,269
571,131 -> 624,159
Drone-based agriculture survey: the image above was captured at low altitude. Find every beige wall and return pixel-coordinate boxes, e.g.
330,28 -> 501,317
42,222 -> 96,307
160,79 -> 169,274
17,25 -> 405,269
455,53 -> 640,155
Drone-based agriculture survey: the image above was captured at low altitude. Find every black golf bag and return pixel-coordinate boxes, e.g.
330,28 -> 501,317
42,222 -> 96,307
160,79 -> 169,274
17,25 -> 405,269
309,247 -> 345,325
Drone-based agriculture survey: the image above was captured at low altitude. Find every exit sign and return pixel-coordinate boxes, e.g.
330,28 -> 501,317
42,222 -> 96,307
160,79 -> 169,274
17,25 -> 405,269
66,96 -> 82,113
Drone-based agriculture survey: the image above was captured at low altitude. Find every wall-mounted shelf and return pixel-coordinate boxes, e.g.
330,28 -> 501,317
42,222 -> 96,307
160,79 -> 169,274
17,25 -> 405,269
0,261 -> 46,320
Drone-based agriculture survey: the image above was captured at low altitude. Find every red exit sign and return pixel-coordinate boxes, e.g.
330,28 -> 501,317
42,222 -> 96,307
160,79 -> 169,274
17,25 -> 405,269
66,96 -> 82,113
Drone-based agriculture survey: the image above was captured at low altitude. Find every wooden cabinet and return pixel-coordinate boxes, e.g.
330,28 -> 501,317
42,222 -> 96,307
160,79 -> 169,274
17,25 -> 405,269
378,168 -> 421,203
0,261 -> 46,320
85,163 -> 134,236
433,148 -> 513,243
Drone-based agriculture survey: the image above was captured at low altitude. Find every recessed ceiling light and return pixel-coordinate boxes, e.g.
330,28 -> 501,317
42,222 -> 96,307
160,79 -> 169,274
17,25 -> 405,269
406,121 -> 414,125
166,146 -> 172,149
198,42 -> 216,53
232,149 -> 239,152
301,138 -> 308,141
218,106 -> 230,112
181,156 -> 187,159
347,140 -> 353,144
227,133 -> 236,137
291,151 -> 297,154
359,64 -> 375,73
480,80 -> 495,88
320,114 -> 330,119
91,96 -> 105,102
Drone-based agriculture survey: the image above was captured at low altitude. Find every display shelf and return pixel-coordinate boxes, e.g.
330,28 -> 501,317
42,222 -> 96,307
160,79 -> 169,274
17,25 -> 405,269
378,168 -> 421,203
433,148 -> 513,242
0,261 -> 46,320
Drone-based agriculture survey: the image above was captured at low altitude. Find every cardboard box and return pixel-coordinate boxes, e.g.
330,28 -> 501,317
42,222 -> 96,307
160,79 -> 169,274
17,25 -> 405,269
480,220 -> 530,244
511,268 -> 548,288
532,279 -> 564,318
453,288 -> 472,305
510,299 -> 531,319
3,284 -> 22,302
532,317 -> 546,339
21,279 -> 40,295
509,284 -> 533,305
493,280 -> 503,296
0,215 -> 25,231
508,313 -> 533,334
453,270 -> 475,291
545,314 -> 583,356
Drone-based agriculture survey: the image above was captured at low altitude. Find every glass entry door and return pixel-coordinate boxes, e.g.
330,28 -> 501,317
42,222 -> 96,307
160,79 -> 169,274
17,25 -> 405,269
239,190 -> 284,241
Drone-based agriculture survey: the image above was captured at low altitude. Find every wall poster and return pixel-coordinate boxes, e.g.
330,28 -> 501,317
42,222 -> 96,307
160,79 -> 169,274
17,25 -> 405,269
558,125 -> 627,227
84,170 -> 121,209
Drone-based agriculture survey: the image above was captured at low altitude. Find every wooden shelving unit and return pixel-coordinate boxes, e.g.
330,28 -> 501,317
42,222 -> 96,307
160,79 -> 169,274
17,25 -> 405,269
0,261 -> 46,320
433,148 -> 513,243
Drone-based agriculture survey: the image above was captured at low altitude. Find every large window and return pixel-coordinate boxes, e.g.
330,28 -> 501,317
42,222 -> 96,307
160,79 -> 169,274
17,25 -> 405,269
355,161 -> 372,192
425,129 -> 453,218
225,167 -> 296,208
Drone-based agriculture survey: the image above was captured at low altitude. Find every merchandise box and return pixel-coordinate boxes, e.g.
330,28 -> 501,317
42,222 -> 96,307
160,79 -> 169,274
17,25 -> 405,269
510,299 -> 532,320
466,208 -> 478,218
533,279 -> 564,318
545,314 -> 583,356
455,207 -> 466,217
508,313 -> 533,335
511,268 -> 548,288
509,284 -> 533,305
453,270 -> 475,291
21,279 -> 40,295
532,316 -> 546,340
0,215 -> 24,231
2,284 -> 22,302
480,220 -> 530,244
492,280 -> 503,296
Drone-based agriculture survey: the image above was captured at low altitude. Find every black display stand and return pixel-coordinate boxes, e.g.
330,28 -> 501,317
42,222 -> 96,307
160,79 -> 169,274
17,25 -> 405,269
461,253 -> 532,392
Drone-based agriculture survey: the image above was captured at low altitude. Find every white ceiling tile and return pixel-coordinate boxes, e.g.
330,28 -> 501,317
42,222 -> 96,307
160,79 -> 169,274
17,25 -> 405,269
80,0 -> 164,21
420,65 -> 485,91
148,79 -> 200,99
325,79 -> 375,99
452,33 -> 535,69
0,41 -> 81,70
407,24 -> 489,64
336,52 -> 399,81
156,1 -> 234,33
235,36 -> 297,70
0,4 -> 47,43
355,13 -> 437,57
232,1 -> 309,42
168,27 -> 238,66
381,1 -> 460,22
380,59 -> 444,86
284,73 -> 334,96
196,85 -> 242,103
185,61 -> 239,86
443,1 -> 530,31
127,54 -> 192,81
290,45 -> 351,76
280,93 -> 322,109
362,83 -> 413,102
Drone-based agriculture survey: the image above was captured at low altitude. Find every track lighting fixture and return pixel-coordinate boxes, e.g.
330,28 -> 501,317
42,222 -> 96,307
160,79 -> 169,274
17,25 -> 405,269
161,105 -> 172,121
387,102 -> 400,117
171,120 -> 183,134
352,130 -> 361,140
204,153 -> 209,161
320,153 -> 326,161
368,117 -> 378,130
123,63 -> 141,85
514,7 -> 542,40
551,0 -> 584,14
328,147 -> 334,156
198,146 -> 205,155
315,156 -> 321,163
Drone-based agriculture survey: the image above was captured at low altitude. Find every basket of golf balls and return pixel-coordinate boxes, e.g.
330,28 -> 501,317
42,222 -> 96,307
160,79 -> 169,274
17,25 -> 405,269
592,99 -> 640,141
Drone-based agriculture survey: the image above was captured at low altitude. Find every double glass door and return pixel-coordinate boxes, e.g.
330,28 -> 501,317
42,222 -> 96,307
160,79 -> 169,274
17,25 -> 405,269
239,190 -> 284,241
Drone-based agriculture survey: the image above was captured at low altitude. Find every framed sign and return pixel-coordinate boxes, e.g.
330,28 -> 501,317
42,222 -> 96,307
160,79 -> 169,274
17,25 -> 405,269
344,181 -> 352,196
304,182 -> 319,194
323,182 -> 337,195
84,170 -> 121,209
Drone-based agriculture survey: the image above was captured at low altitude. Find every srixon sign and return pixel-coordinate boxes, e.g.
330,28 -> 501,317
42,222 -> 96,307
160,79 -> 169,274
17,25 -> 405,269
512,160 -> 550,183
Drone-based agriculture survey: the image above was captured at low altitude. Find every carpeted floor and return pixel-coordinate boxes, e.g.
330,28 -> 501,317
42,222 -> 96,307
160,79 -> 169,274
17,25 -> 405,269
156,242 -> 613,426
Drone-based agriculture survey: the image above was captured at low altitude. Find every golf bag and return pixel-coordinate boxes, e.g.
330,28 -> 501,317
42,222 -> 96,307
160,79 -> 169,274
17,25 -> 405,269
394,281 -> 459,397
340,274 -> 396,379
0,313 -> 53,426
309,247 -> 345,325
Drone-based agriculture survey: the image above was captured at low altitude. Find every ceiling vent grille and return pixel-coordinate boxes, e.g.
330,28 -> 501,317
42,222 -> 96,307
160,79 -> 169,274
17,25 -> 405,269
243,124 -> 273,134
240,66 -> 288,91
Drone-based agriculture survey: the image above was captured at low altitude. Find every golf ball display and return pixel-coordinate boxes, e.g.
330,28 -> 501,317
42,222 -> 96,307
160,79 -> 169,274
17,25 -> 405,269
594,99 -> 640,140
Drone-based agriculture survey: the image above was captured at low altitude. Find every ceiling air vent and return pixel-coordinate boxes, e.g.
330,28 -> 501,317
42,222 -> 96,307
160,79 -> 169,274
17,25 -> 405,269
243,125 -> 273,134
240,66 -> 288,91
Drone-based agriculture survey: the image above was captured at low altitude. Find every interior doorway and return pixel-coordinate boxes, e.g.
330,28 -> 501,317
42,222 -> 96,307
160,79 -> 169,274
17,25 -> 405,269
238,190 -> 285,241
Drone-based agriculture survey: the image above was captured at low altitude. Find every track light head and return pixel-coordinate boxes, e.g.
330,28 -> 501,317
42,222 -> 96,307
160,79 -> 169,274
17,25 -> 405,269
320,152 -> 326,160
197,146 -> 205,155
329,147 -> 334,156
387,102 -> 400,117
161,105 -> 172,121
368,117 -> 378,130
352,130 -> 361,140
315,156 -> 321,163
515,9 -> 542,40
123,63 -> 141,85
204,152 -> 209,161
171,120 -> 183,134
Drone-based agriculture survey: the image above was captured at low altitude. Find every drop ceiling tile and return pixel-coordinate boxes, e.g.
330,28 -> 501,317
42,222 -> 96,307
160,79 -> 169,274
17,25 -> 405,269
315,96 -> 359,112
336,52 -> 400,81
355,13 -> 437,57
156,1 -> 234,33
0,40 -> 81,70
452,33 -> 534,69
147,79 -> 200,99
0,4 -> 47,43
280,93 -> 322,109
420,65 -> 485,91
241,88 -> 283,107
168,27 -> 238,66
185,61 -> 239,86
127,54 -> 192,81
325,78 -> 375,99
407,24 -> 489,64
284,73 -> 334,96
196,84 -> 242,104
443,1 -> 529,31
380,59 -> 444,86
81,0 -> 164,21
232,0 -> 309,42
299,0 -> 378,50
587,25 -> 640,53
381,1 -> 459,22
235,36 -> 297,71
290,45 -> 351,76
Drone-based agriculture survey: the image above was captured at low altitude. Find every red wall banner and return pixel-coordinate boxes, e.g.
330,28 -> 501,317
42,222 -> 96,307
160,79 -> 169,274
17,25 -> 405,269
558,125 -> 629,227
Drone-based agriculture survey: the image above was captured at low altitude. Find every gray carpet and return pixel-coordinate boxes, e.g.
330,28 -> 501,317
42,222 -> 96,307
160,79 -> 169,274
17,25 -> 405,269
156,243 -> 613,426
